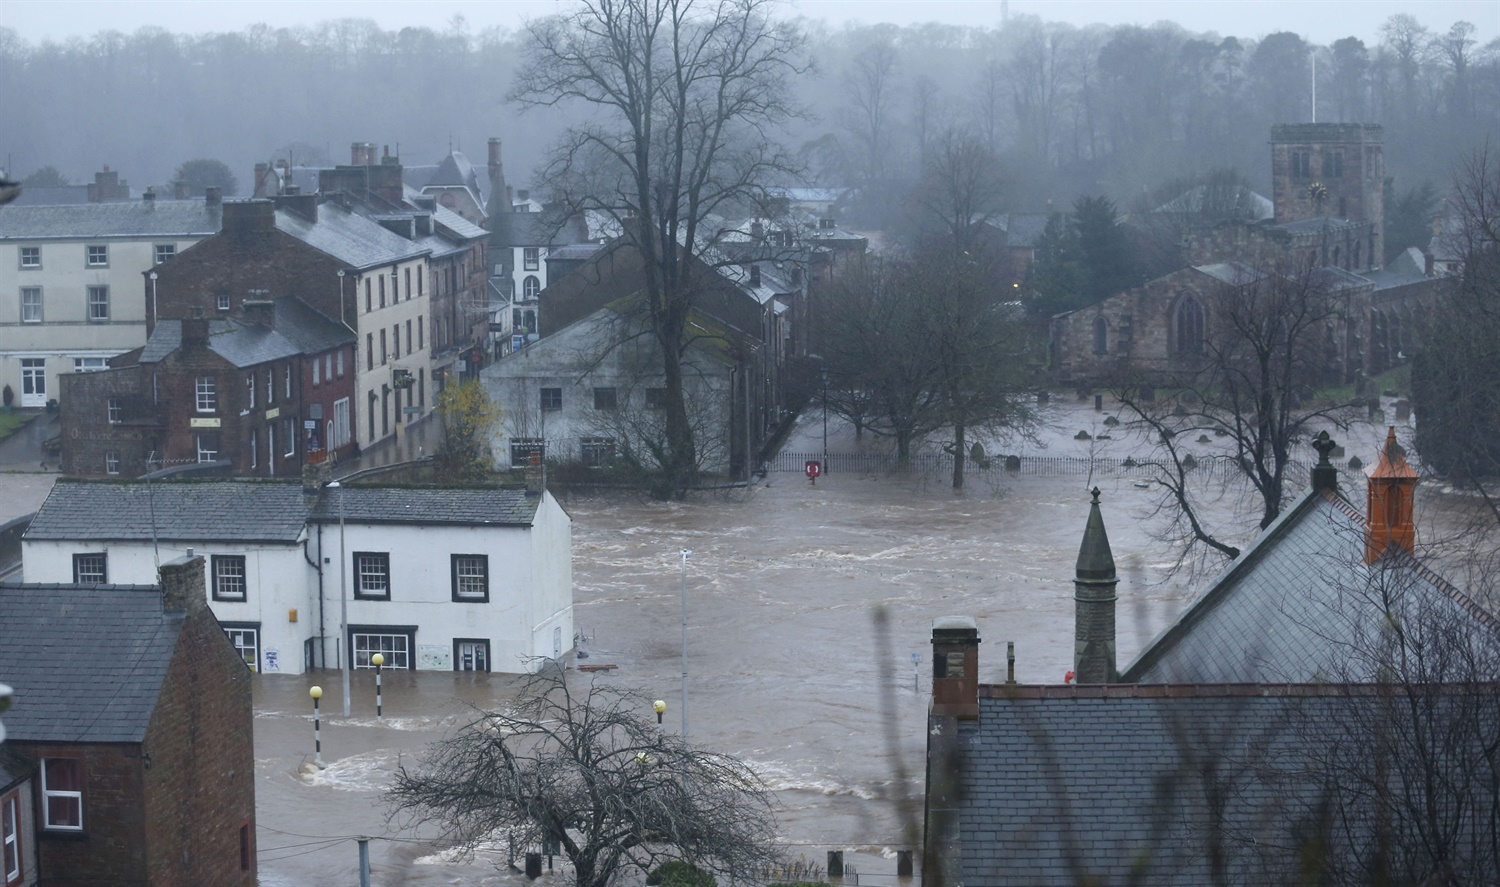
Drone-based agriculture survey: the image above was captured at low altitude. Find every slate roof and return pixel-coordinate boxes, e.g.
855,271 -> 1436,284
995,212 -> 1050,248
274,202 -> 429,270
309,487 -> 541,526
1122,488 -> 1493,683
954,685 -> 1374,886
271,297 -> 355,354
1192,261 -> 1264,287
1274,216 -> 1366,236
0,199 -> 222,239
25,479 -> 310,543
140,319 -> 183,363
423,151 -> 488,206
139,300 -> 351,366
0,584 -> 181,743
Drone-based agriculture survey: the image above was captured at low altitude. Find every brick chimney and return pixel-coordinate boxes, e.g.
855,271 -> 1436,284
160,551 -> 208,615
223,199 -> 276,239
931,616 -> 979,719
487,138 -> 509,217
174,179 -> 190,200
1073,487 -> 1118,684
275,189 -> 318,223
352,142 -> 377,166
143,187 -> 156,206
205,186 -> 221,208
1366,426 -> 1419,563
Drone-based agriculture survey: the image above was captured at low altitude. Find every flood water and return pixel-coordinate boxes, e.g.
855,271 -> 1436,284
252,453 -> 1207,886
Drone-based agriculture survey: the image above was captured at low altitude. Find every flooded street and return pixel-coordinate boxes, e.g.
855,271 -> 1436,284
252,450 -> 1208,886
2,400 -> 1443,886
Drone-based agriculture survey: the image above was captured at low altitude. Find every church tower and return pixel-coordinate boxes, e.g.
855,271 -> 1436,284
1074,487 -> 1118,683
1270,123 -> 1384,268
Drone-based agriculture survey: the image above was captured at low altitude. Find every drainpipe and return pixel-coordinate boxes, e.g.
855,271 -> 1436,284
310,524 -> 327,667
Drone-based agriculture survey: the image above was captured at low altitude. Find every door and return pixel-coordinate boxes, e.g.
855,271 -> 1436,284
21,358 -> 45,407
456,640 -> 488,672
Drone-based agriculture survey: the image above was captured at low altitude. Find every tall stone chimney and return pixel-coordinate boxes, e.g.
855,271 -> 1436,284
487,137 -> 511,218
160,552 -> 208,616
1365,426 -> 1419,563
930,616 -> 979,719
1073,487 -> 1118,684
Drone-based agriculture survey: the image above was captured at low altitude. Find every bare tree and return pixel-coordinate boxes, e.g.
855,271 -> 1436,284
512,0 -> 805,499
1119,257 -> 1360,563
388,671 -> 782,887
842,36 -> 900,186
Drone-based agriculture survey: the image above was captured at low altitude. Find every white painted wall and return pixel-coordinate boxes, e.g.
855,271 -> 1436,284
21,492 -> 573,675
1,237 -> 203,407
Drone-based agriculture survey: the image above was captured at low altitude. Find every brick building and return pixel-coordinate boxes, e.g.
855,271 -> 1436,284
145,197 -> 433,453
0,554 -> 257,886
58,297 -> 356,477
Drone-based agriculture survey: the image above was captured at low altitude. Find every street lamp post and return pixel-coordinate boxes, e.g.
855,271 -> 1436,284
652,699 -> 666,747
328,480 -> 350,717
372,653 -> 384,722
309,686 -> 326,768
679,549 -> 691,743
821,366 -> 829,474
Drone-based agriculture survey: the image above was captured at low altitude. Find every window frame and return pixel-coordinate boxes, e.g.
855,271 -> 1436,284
646,387 -> 668,411
196,432 -> 220,463
581,436 -> 616,467
523,247 -> 540,271
105,451 -> 120,475
106,397 -> 122,424
221,623 -> 260,672
40,758 -> 84,833
72,552 -> 107,584
540,387 -> 562,412
510,437 -> 545,467
451,554 -> 490,603
86,285 -> 109,322
19,246 -> 40,269
216,293 -> 231,311
85,244 -> 108,267
523,275 -> 541,298
349,626 -> 415,669
2,787 -> 22,884
73,357 -> 107,373
19,287 -> 41,323
195,375 -> 217,412
592,387 -> 618,411
154,244 -> 176,265
353,551 -> 392,601
213,554 -> 248,602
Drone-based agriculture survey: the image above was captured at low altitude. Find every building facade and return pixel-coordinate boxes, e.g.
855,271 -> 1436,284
0,194 -> 220,409
21,479 -> 574,676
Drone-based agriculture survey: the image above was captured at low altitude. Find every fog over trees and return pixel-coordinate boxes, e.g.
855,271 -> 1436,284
1,10 -> 1494,216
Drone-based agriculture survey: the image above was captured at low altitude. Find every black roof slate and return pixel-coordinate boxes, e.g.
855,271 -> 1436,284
0,200 -> 221,238
310,487 -> 541,526
25,480 -> 310,543
0,584 -> 181,743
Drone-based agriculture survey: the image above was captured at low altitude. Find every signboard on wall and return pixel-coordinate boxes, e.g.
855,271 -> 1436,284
418,645 -> 451,670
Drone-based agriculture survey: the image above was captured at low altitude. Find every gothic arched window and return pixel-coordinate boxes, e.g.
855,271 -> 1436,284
1175,296 -> 1204,355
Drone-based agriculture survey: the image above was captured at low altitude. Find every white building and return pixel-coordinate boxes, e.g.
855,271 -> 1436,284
0,194 -> 221,408
21,478 -> 573,675
480,307 -> 748,477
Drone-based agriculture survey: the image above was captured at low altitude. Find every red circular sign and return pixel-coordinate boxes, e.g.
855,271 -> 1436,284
805,460 -> 822,478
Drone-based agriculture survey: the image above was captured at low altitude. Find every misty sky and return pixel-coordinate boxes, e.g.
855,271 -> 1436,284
2,0 -> 1495,45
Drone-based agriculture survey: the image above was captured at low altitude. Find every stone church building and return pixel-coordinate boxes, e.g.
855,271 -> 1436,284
1050,123 -> 1442,386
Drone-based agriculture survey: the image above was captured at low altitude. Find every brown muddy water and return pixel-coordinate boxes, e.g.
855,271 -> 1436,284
252,463 -> 1204,886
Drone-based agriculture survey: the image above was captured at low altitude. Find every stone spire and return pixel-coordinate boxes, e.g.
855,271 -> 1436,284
1074,487 -> 1118,684
1365,426 -> 1419,563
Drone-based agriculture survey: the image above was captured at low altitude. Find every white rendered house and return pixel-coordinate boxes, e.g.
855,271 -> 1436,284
20,478 -> 572,675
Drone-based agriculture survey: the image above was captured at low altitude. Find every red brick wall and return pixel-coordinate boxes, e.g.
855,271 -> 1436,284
142,556 -> 257,887
19,741 -> 150,886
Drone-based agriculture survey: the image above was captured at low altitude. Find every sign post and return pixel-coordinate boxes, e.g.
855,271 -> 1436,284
805,460 -> 822,485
